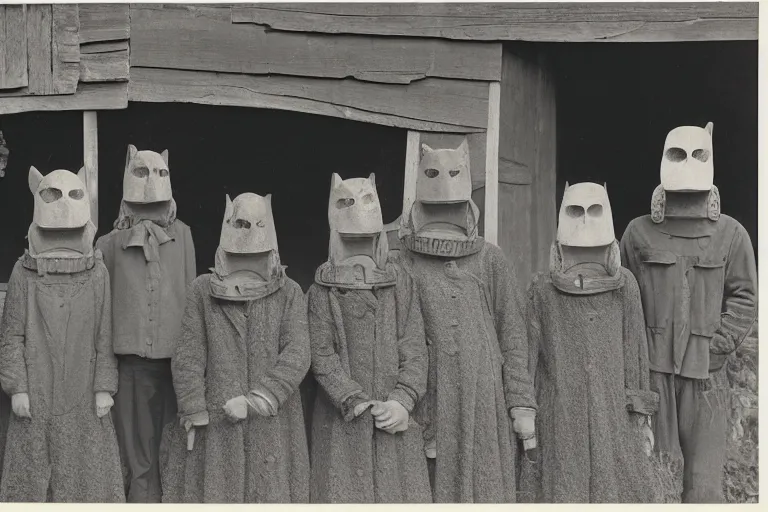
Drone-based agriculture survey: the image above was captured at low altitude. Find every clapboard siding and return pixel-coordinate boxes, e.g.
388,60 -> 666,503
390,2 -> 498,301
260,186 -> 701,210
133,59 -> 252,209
80,49 -> 130,82
26,5 -> 54,95
128,67 -> 488,133
52,4 -> 81,95
0,82 -> 127,115
130,4 -> 502,85
232,2 -> 758,42
79,3 -> 129,44
0,5 -> 29,90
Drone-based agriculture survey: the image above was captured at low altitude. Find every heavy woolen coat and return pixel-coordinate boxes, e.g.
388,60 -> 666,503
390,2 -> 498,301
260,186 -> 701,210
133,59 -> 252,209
0,256 -> 124,502
400,241 -> 535,503
161,274 -> 310,503
307,263 -> 431,503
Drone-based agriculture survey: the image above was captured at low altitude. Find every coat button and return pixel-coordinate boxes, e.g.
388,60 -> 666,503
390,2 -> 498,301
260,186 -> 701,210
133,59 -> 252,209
146,338 -> 152,345
356,469 -> 364,477
266,455 -> 276,464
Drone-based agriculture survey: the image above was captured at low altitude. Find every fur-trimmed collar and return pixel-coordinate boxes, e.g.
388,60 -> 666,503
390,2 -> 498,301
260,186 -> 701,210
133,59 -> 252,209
549,241 -> 624,295
650,185 -> 720,224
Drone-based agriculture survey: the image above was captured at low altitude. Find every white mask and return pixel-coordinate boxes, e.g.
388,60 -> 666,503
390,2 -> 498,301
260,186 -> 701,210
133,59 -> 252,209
660,123 -> 714,192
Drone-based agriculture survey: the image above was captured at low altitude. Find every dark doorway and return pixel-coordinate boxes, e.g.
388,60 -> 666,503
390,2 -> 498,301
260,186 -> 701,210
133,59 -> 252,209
97,102 -> 407,291
551,41 -> 758,257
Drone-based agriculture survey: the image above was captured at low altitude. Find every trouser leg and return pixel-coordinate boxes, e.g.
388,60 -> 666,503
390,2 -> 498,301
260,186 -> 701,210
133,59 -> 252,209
649,371 -> 681,458
676,371 -> 728,503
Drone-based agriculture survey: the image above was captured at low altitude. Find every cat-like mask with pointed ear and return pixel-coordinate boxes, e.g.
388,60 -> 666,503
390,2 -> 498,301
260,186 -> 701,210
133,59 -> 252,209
660,122 -> 714,192
219,192 -> 279,254
28,166 -> 90,229
328,172 -> 383,235
416,138 -> 472,204
557,181 -> 615,247
123,144 -> 172,203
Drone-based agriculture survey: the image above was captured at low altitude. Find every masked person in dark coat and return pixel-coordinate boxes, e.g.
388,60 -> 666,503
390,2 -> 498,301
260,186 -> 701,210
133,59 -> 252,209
523,182 -> 660,503
620,123 -> 757,503
0,167 -> 124,502
397,139 -> 536,503
96,145 -> 196,502
161,192 -> 310,503
308,173 -> 431,503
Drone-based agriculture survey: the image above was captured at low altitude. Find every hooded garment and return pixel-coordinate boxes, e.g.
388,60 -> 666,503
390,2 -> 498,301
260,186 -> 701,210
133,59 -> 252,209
398,141 -> 534,503
308,174 -> 431,503
0,167 -> 124,502
161,193 -> 310,503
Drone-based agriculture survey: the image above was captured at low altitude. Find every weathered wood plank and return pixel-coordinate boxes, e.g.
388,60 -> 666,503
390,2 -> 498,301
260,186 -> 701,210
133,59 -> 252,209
52,4 -> 80,95
0,82 -> 128,115
128,67 -> 488,133
80,49 -> 129,82
484,82 -> 501,246
83,111 -> 99,231
80,40 -> 129,54
232,2 -> 757,42
0,5 -> 28,90
79,4 -> 129,44
131,4 -> 502,84
401,131 -> 420,229
26,4 -> 54,95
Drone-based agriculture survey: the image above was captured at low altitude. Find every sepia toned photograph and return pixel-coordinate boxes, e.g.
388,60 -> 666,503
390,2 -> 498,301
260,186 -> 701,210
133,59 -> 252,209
0,0 -> 759,505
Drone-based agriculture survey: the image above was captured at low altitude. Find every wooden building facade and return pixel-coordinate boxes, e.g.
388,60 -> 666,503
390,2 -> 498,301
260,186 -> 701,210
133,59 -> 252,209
0,2 -> 758,294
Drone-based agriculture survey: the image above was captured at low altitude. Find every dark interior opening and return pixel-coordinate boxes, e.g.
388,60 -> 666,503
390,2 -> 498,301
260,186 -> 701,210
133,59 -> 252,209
550,41 -> 758,258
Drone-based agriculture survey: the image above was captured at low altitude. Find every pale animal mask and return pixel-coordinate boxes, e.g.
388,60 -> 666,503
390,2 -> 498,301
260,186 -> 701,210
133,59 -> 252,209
416,139 -> 471,204
28,166 -> 90,229
557,182 -> 615,247
328,173 -> 383,235
219,193 -> 279,254
123,145 -> 172,203
660,123 -> 714,192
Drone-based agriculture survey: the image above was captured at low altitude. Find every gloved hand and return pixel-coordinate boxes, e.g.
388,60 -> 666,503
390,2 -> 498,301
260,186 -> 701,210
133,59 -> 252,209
180,410 -> 210,432
636,414 -> 654,456
371,400 -> 409,434
223,395 -> 249,422
342,392 -> 372,422
95,391 -> 114,418
245,393 -> 275,417
424,438 -> 436,459
11,392 -> 31,419
353,400 -> 375,418
510,407 -> 536,441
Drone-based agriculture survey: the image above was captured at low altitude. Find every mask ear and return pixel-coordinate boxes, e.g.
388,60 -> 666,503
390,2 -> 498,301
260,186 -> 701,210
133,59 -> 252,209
28,166 -> 43,194
224,194 -> 234,222
368,173 -> 376,188
161,149 -> 169,167
564,181 -> 570,191
125,144 -> 138,169
77,167 -> 88,188
331,173 -> 342,190
603,182 -> 608,195
705,122 -> 714,137
457,138 -> 469,156
264,193 -> 272,207
420,143 -> 434,158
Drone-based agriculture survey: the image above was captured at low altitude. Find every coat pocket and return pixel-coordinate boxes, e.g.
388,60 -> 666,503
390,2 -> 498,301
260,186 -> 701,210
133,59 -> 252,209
690,258 -> 726,336
639,248 -> 677,328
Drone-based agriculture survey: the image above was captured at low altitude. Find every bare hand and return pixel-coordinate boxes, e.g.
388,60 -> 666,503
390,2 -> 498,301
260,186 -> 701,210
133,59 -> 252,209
95,391 -> 114,418
11,393 -> 30,419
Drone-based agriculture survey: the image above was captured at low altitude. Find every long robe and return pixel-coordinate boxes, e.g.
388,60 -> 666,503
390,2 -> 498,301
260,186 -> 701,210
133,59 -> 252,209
307,263 -> 431,503
0,257 -> 124,502
161,274 -> 310,503
400,240 -> 535,503
523,268 -> 660,503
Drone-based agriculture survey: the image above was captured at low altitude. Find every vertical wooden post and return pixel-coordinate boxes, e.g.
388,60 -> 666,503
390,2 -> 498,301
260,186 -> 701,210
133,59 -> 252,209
484,81 -> 501,245
401,130 -> 421,228
83,111 -> 98,230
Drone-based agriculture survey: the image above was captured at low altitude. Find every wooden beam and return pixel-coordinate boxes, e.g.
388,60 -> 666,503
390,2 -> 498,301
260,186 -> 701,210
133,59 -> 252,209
80,49 -> 129,82
79,4 -> 129,44
0,5 -> 29,90
83,111 -> 98,231
0,82 -> 128,115
401,131 -> 420,230
128,67 -> 487,133
483,82 -> 501,245
26,4 -> 54,95
232,2 -> 758,42
52,4 -> 80,95
130,4 -> 502,85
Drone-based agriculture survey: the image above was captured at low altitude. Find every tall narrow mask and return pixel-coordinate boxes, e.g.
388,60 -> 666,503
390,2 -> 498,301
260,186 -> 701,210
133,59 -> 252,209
123,145 -> 172,203
660,122 -> 714,192
220,193 -> 279,255
557,182 -> 615,247
328,173 -> 385,265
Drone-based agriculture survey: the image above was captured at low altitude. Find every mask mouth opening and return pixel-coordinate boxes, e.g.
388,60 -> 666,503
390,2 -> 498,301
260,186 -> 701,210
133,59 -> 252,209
338,231 -> 380,238
412,201 -> 472,238
220,250 -> 273,281
559,244 -> 612,274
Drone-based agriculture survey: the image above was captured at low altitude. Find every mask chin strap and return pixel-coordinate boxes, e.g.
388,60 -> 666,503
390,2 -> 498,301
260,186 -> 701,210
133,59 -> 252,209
549,241 -> 623,295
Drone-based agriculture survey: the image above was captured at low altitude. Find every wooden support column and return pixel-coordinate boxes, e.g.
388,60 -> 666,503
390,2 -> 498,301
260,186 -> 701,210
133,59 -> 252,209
483,81 -> 501,245
401,130 -> 421,227
83,111 -> 98,230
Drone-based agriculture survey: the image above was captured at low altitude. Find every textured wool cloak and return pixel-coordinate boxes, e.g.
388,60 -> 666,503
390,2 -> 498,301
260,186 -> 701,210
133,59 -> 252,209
161,274 -> 310,503
522,268 -> 660,503
308,261 -> 431,503
400,241 -> 535,503
0,256 -> 124,502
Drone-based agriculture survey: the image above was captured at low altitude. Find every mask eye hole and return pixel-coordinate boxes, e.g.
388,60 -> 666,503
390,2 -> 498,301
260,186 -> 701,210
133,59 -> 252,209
233,219 -> 251,229
132,166 -> 150,178
158,168 -> 169,177
424,168 -> 439,178
361,193 -> 374,205
39,187 -> 63,203
336,198 -> 355,209
587,204 -> 603,217
565,205 -> 585,218
692,149 -> 710,162
68,189 -> 85,200
665,147 -> 687,162
449,169 -> 461,178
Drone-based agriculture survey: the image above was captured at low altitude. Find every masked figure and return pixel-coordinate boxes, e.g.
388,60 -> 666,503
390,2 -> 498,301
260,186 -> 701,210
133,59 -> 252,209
161,192 -> 310,503
620,123 -> 757,503
522,182 -> 659,503
308,174 -> 431,503
398,140 -> 534,503
0,167 -> 123,502
95,145 -> 196,502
